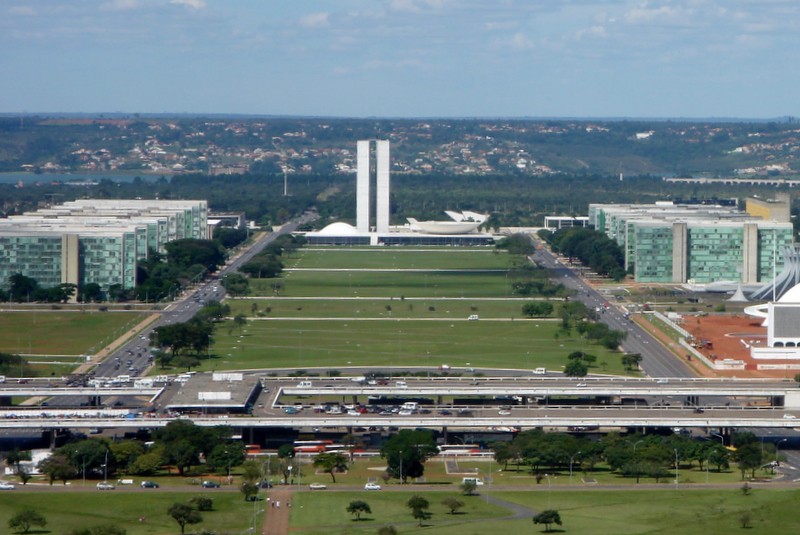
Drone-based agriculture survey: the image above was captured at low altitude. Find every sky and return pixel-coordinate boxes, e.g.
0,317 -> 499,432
2,0 -> 800,119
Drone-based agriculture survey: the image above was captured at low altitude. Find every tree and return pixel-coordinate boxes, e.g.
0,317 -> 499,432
8,273 -> 39,303
533,509 -> 562,532
221,273 -> 249,296
37,453 -> 77,485
564,359 -> 588,377
380,429 -> 439,483
313,452 -> 349,483
460,480 -> 477,496
406,495 -> 431,527
522,301 -> 554,318
441,497 -> 465,514
734,443 -> 763,480
190,496 -> 214,512
622,353 -> 643,371
240,481 -> 258,501
346,500 -> 372,521
8,509 -> 47,534
168,503 -> 202,534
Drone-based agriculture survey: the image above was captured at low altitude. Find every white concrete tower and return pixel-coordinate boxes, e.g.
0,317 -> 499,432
356,139 -> 391,233
375,139 -> 391,234
356,140 -> 371,233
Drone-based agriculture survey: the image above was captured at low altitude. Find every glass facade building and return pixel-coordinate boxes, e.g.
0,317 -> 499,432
0,200 -> 207,294
589,202 -> 795,283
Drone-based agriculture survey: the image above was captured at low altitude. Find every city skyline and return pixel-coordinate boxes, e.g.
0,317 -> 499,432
3,1 -> 800,119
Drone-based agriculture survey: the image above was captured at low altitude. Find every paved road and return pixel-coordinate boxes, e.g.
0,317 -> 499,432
530,244 -> 695,378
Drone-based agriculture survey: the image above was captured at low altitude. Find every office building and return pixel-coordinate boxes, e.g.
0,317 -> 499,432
0,199 -> 207,294
588,202 -> 794,284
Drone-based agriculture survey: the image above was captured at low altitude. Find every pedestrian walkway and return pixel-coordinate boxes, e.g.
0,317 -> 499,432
262,488 -> 293,535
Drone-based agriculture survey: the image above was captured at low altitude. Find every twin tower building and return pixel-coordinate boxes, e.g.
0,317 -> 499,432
356,140 -> 391,234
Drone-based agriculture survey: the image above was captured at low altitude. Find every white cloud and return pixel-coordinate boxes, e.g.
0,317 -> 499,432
299,12 -> 330,28
100,0 -> 141,11
170,0 -> 206,9
508,32 -> 533,50
574,25 -> 608,40
9,6 -> 37,16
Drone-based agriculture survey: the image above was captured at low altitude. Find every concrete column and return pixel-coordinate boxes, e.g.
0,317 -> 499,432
671,222 -> 688,283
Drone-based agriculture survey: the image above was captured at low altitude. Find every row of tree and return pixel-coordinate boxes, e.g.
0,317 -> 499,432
491,429 -> 779,483
542,227 -> 627,281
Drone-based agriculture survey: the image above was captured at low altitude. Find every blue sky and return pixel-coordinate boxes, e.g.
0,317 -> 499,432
2,0 -> 799,118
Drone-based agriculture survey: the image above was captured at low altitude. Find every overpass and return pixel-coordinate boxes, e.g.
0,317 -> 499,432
1,407 -> 799,431
275,376 -> 800,408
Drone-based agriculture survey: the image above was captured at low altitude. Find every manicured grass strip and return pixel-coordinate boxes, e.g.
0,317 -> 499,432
0,490 -> 260,535
0,311 -> 145,356
252,270 -> 516,297
287,487 -> 800,534
286,247 -> 512,270
228,297 -> 557,319
208,319 -> 628,374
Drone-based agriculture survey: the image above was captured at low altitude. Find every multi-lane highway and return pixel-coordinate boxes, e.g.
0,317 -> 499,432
530,243 -> 695,378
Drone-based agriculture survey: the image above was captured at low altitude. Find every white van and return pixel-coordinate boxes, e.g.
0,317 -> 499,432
401,402 -> 419,411
297,381 -> 313,388
467,314 -> 479,321
395,381 -> 408,389
533,367 -> 547,375
462,477 -> 484,486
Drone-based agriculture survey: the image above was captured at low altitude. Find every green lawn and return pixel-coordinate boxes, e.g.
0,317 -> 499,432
285,247 -> 514,270
287,487 -> 800,534
206,319 -> 627,374
252,270 -> 516,298
227,297 -> 556,319
0,311 -> 145,356
0,490 -> 260,535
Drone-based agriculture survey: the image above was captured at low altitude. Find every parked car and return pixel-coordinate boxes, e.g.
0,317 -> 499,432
96,481 -> 115,490
201,480 -> 221,488
259,481 -> 273,488
0,481 -> 16,490
140,481 -> 160,488
364,482 -> 382,491
309,483 -> 327,490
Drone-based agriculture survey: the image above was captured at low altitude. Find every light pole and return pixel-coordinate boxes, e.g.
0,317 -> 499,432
544,473 -> 552,509
632,440 -> 644,484
674,449 -> 679,490
399,450 -> 403,484
775,438 -> 788,471
103,448 -> 109,483
569,451 -> 582,485
710,432 -> 725,446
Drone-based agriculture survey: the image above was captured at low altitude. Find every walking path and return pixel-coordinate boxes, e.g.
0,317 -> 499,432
262,488 -> 293,535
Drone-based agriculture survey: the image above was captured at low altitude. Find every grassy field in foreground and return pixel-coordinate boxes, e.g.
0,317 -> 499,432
0,490 -> 259,535
207,319 -> 628,374
288,487 -> 800,534
0,311 -> 145,356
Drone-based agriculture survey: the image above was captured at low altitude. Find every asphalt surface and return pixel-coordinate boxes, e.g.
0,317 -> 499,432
530,244 -> 696,378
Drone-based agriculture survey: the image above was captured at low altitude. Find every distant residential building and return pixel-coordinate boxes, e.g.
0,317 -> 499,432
589,201 -> 794,284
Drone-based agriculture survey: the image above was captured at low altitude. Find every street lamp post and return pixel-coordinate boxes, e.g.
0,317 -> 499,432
569,451 -> 582,485
399,450 -> 403,484
775,438 -> 788,472
103,449 -> 109,483
674,449 -> 679,490
544,473 -> 552,509
632,440 -> 644,484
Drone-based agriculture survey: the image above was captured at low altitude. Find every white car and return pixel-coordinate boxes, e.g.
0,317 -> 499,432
96,481 -> 115,490
364,482 -> 382,491
0,481 -> 15,490
309,483 -> 327,490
